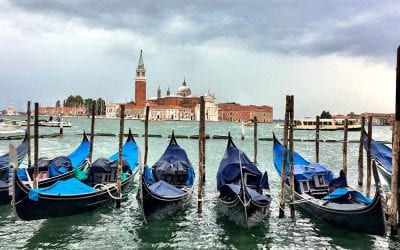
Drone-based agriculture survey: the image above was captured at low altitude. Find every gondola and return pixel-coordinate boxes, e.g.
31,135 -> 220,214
0,133 -> 29,205
216,133 -> 271,228
137,131 -> 195,222
363,135 -> 392,187
13,129 -> 140,220
272,134 -> 386,236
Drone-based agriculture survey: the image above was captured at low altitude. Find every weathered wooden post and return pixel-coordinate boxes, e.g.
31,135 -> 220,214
241,121 -> 245,140
144,104 -> 149,166
358,116 -> 365,186
315,115 -> 320,163
89,101 -> 96,163
279,96 -> 290,218
253,116 -> 258,164
59,112 -> 64,135
116,104 -> 125,208
198,96 -> 206,213
288,95 -> 295,220
33,103 -> 39,189
366,116 -> 372,197
27,101 -> 31,167
390,45 -> 400,235
343,118 -> 348,175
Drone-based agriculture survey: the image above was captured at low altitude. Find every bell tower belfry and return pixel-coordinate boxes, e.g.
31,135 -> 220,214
135,50 -> 146,106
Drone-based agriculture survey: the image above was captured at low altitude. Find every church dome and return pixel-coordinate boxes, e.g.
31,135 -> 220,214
177,79 -> 191,97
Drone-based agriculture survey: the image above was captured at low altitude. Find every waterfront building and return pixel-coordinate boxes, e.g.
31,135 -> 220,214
107,50 -> 272,122
218,103 -> 273,123
105,103 -> 120,118
5,104 -> 19,116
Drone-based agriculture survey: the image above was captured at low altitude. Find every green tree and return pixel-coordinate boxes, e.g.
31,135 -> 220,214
55,100 -> 61,107
96,98 -> 106,116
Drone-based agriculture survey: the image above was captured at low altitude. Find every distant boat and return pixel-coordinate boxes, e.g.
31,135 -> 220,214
244,120 -> 255,127
0,119 -> 25,136
272,133 -> 386,236
38,116 -> 72,127
277,118 -> 362,131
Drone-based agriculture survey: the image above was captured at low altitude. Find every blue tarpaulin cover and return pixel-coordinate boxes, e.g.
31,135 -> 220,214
29,178 -> 96,201
273,141 -> 334,183
323,187 -> 372,204
149,180 -> 185,197
217,139 -> 262,191
17,134 -> 90,181
365,138 -> 392,173
220,183 -> 272,203
109,137 -> 139,172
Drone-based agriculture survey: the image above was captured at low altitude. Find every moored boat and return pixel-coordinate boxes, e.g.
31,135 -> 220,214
363,134 -> 392,187
13,129 -> 140,220
272,133 -> 386,236
137,131 -> 194,222
217,133 -> 271,228
0,133 -> 28,205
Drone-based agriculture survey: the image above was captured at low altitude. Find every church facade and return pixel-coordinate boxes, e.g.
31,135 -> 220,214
106,51 -> 272,122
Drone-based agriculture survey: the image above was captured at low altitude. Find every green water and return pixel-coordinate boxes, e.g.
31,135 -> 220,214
0,116 -> 399,249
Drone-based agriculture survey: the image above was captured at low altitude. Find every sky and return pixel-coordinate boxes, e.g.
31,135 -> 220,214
0,0 -> 399,119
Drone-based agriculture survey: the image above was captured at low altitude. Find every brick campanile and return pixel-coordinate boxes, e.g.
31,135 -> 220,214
135,50 -> 146,106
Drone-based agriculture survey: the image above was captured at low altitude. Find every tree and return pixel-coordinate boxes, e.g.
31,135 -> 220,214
96,98 -> 106,116
55,100 -> 61,107
320,110 -> 332,119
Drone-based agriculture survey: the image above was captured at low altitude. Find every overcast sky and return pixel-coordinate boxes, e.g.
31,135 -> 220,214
0,0 -> 399,118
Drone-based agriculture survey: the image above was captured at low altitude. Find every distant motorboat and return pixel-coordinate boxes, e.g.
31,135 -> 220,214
0,119 -> 25,136
277,118 -> 362,131
39,120 -> 72,127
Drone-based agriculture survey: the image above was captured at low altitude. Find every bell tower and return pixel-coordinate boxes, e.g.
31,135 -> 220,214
135,50 -> 146,106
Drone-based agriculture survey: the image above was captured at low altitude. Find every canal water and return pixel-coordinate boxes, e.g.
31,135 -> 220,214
0,116 -> 399,249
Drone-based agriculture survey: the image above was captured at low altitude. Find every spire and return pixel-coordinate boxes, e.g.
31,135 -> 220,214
167,87 -> 170,96
182,77 -> 186,86
138,50 -> 144,68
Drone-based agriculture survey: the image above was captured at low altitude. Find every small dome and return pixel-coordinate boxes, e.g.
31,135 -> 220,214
177,79 -> 191,97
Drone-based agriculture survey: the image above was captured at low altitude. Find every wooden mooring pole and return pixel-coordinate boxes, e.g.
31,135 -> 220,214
315,115 -> 320,163
278,96 -> 290,218
116,105 -> 125,208
288,95 -> 295,220
390,45 -> 400,235
253,116 -> 258,164
366,116 -> 372,197
144,105 -> 149,166
27,101 -> 31,167
198,96 -> 205,213
59,112 -> 64,135
241,121 -> 245,140
358,117 -> 365,186
89,101 -> 96,163
342,119 -> 348,175
33,103 -> 39,189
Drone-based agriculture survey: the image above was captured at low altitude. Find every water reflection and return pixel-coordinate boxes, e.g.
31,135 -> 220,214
216,212 -> 272,249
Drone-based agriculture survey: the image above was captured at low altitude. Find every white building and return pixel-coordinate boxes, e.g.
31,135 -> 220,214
195,93 -> 219,121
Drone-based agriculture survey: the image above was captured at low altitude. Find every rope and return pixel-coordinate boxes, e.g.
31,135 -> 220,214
94,183 -> 122,200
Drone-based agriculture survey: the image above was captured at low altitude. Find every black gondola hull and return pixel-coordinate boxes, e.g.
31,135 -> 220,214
13,173 -> 135,221
137,175 -> 193,221
217,196 -> 270,228
289,186 -> 386,236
